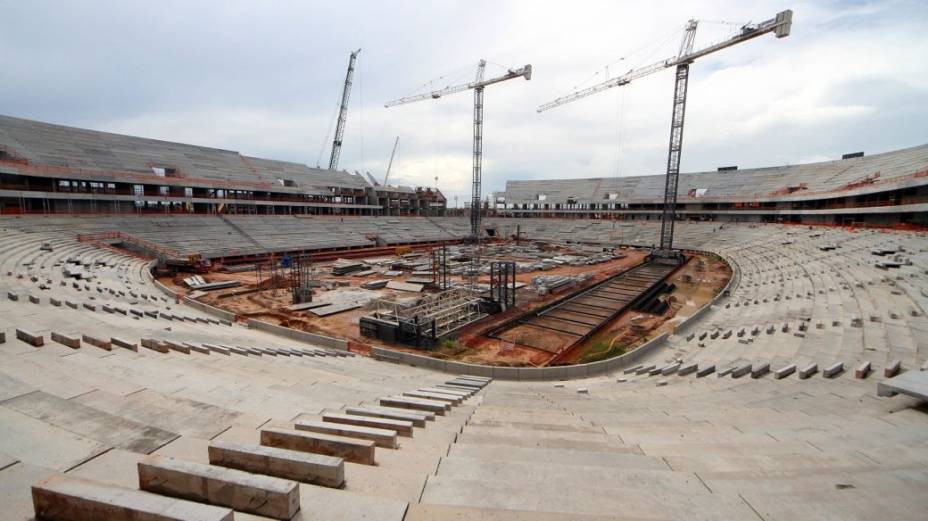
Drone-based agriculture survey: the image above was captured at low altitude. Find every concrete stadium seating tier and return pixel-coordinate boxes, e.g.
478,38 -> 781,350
1,215 -> 460,260
0,222 -> 927,519
498,142 -> 928,209
0,114 -> 370,195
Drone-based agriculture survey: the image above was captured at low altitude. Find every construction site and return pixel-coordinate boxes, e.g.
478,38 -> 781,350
4,4 -> 928,521
159,237 -> 730,366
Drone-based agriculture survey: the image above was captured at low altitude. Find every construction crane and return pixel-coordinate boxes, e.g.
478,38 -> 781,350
539,10 -> 792,258
383,136 -> 399,185
328,48 -> 361,171
386,60 -> 532,240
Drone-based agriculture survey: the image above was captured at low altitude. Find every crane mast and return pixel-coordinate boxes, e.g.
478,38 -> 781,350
329,48 -> 361,171
384,136 -> 399,186
537,10 -> 792,257
386,60 -> 532,240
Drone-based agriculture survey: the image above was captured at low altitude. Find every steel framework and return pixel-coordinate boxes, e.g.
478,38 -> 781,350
370,287 -> 485,339
657,63 -> 690,253
329,48 -> 361,171
288,254 -> 315,304
431,243 -> 451,290
490,261 -> 516,310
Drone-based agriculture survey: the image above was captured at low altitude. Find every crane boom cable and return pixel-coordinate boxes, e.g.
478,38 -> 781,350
537,10 -> 792,113
385,58 -> 531,240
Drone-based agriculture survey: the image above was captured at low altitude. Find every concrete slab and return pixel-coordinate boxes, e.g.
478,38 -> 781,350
877,370 -> 928,400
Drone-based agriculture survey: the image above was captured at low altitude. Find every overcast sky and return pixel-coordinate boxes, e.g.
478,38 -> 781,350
2,0 -> 926,206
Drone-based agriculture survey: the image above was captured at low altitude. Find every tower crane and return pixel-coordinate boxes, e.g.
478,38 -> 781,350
328,48 -> 361,171
386,60 -> 532,240
538,10 -> 792,258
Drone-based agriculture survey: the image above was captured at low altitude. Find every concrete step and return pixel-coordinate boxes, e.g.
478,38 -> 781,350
466,418 -> 604,434
208,440 -> 344,488
420,475 -> 758,520
380,396 -> 449,415
261,427 -> 376,465
323,412 -> 414,437
436,456 -> 704,494
405,504 -> 649,521
32,474 -> 234,521
294,419 -> 398,449
455,432 -> 639,453
403,390 -> 463,404
448,444 -> 666,469
419,386 -> 471,397
346,406 -> 433,426
138,454 -> 300,520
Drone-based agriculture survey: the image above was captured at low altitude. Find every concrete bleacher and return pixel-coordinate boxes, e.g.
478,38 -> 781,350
0,114 -> 369,194
1,220 -> 927,519
499,142 -> 928,208
1,215 -> 460,260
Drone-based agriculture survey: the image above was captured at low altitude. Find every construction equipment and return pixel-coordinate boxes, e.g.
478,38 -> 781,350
539,10 -> 792,257
329,48 -> 361,171
384,136 -> 399,185
386,60 -> 532,241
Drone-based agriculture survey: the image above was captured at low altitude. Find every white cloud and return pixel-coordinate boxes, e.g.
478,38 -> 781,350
1,0 -> 926,207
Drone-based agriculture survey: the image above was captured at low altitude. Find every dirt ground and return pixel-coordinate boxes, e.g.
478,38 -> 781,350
160,244 -> 729,367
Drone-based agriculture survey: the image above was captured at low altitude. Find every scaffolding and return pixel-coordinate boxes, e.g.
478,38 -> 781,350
489,261 -> 516,310
289,254 -> 315,304
363,287 -> 486,346
431,243 -> 450,290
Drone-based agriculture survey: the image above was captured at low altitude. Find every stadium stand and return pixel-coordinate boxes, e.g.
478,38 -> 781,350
495,143 -> 928,226
1,219 -> 927,519
0,114 -> 926,519
0,115 -> 446,217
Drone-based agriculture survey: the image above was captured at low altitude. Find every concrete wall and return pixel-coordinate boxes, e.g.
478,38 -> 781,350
370,333 -> 669,381
245,318 -> 348,351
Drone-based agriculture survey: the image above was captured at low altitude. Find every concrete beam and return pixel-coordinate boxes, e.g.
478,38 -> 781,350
141,338 -> 169,353
16,328 -> 44,347
884,360 -> 902,378
111,337 -> 138,352
751,363 -> 770,379
82,334 -> 112,351
51,331 -> 81,349
823,362 -> 844,379
731,364 -> 752,379
138,454 -> 300,520
345,406 -> 431,426
402,390 -> 461,404
774,364 -> 796,379
696,365 -> 716,378
380,396 -> 448,415
261,427 -> 376,465
208,440 -> 344,488
799,363 -> 818,379
855,361 -> 872,379
323,412 -> 414,437
295,420 -> 397,448
32,474 -> 233,521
